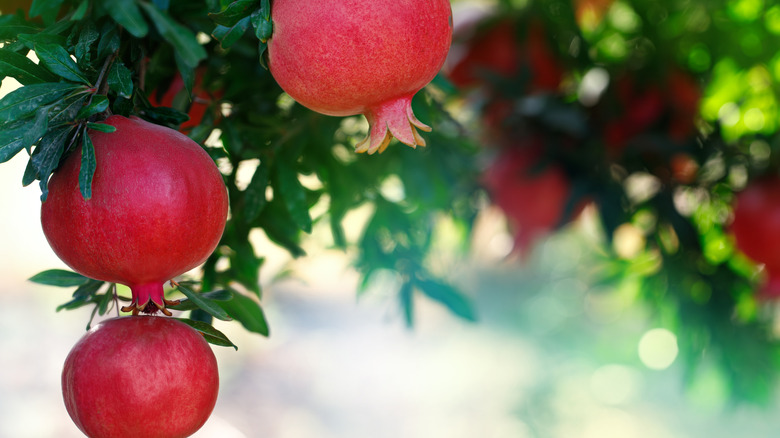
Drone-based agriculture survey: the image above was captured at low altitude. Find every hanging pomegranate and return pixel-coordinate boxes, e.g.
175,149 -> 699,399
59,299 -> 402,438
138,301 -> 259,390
267,0 -> 453,154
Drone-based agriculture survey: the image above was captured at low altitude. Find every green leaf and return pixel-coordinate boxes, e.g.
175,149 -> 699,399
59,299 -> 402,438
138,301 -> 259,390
400,279 -> 414,327
76,95 -> 110,119
79,132 -> 96,200
273,160 -> 312,233
243,159 -> 269,223
176,284 -> 232,321
71,0 -> 89,20
250,7 -> 272,42
169,289 -> 232,311
29,269 -> 89,287
55,279 -> 105,312
34,43 -> 91,85
22,107 -> 48,150
212,16 -> 250,49
74,21 -> 99,65
97,291 -> 113,315
0,82 -> 80,123
208,0 -> 258,27
174,318 -> 237,349
97,23 -> 121,60
0,129 -> 26,163
30,0 -> 65,23
32,126 -> 71,201
107,59 -> 133,98
48,94 -> 88,125
104,0 -> 149,38
415,277 -> 477,322
86,121 -> 116,132
0,15 -> 41,40
0,48 -> 58,85
142,106 -> 189,126
139,2 -> 207,68
219,291 -> 269,336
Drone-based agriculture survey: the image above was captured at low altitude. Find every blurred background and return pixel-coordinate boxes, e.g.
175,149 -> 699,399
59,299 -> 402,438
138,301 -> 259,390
5,0 -> 780,437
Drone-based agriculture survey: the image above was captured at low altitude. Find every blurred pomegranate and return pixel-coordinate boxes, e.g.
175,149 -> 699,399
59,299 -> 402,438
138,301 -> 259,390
483,138 -> 582,256
446,17 -> 563,94
730,176 -> 780,298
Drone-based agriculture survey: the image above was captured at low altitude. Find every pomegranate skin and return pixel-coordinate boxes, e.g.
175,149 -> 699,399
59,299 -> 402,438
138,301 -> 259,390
731,177 -> 780,298
267,0 -> 452,154
41,115 -> 228,313
62,316 -> 219,438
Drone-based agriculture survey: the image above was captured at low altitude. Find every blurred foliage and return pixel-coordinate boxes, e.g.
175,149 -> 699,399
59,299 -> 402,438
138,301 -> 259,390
449,0 -> 780,404
4,0 -> 780,406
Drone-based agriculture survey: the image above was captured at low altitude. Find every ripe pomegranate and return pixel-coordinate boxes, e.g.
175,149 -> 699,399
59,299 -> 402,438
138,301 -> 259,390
446,18 -> 563,94
482,140 -> 581,256
148,69 -> 223,132
731,177 -> 780,298
62,316 -> 219,438
41,115 -> 229,315
267,0 -> 452,154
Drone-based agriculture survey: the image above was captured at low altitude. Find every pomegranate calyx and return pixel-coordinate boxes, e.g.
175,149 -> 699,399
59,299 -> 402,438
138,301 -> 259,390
356,96 -> 431,154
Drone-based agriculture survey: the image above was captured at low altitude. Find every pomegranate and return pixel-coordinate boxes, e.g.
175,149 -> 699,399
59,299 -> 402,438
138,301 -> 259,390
482,140 -> 581,256
267,0 -> 452,154
148,69 -> 223,132
731,177 -> 780,298
446,18 -> 563,94
62,316 -> 219,438
41,115 -> 228,315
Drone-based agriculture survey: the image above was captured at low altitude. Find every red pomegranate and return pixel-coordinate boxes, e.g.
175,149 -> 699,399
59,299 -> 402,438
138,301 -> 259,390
731,177 -> 780,298
483,140 -> 580,256
267,0 -> 452,154
41,115 -> 228,315
62,316 -> 219,438
446,18 -> 563,94
148,69 -> 223,132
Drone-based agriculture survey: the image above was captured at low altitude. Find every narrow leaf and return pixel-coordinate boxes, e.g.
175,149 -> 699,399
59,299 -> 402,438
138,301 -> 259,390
104,0 -> 149,38
0,48 -> 58,85
0,131 -> 25,163
175,318 -> 238,349
74,21 -> 99,64
212,16 -> 250,49
219,292 -> 269,336
97,291 -> 113,315
169,289 -> 232,311
86,121 -> 117,133
21,107 -> 48,151
415,278 -> 477,322
176,284 -> 232,321
79,132 -> 96,199
34,43 -> 91,85
139,3 -> 207,68
250,8 -> 272,42
0,82 -> 80,122
33,126 -> 71,201
273,160 -> 312,233
29,269 -> 89,287
76,95 -> 110,119
243,159 -> 269,223
107,59 -> 133,98
208,0 -> 258,27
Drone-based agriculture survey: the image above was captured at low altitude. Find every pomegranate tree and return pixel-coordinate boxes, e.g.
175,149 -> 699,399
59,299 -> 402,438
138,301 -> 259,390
267,0 -> 452,154
731,177 -> 780,298
41,115 -> 229,315
62,316 -> 219,438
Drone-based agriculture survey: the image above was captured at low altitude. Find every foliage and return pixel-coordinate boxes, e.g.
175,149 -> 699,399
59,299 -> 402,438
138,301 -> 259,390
1,0 -> 479,347
4,0 -> 780,406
